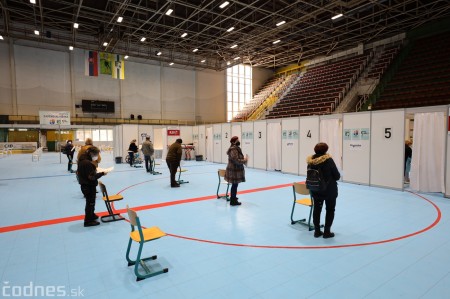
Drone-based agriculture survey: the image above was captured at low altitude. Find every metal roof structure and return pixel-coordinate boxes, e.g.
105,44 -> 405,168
1,0 -> 449,71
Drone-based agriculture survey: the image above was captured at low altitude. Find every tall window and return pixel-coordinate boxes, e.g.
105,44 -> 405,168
226,64 -> 252,121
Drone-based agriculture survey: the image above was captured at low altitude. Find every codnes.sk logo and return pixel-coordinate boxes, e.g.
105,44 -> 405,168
2,281 -> 84,297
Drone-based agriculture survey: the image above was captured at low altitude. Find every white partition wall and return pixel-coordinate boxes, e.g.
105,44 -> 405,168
320,116 -> 343,170
221,123 -> 231,163
299,116 -> 320,175
446,106 -> 450,198
281,118 -> 299,174
122,124 -> 139,156
192,126 -> 199,155
180,126 -> 193,144
370,109 -> 405,189
206,126 -> 213,161
198,125 -> 206,157
213,124 -> 222,163
342,112 -> 371,184
161,127 -> 167,160
232,124 -> 242,142
241,122 -> 254,168
113,125 -> 123,159
138,125 -> 153,145
253,120 -> 267,170
267,121 -> 282,171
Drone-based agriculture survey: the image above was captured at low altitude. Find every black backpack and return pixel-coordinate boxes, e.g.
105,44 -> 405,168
306,164 -> 327,192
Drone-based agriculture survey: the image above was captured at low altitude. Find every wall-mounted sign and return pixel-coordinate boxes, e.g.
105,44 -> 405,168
39,111 -> 71,125
167,129 -> 180,136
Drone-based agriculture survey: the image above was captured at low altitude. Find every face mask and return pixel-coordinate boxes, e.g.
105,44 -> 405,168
91,155 -> 99,161
68,142 -> 72,144
235,141 -> 240,146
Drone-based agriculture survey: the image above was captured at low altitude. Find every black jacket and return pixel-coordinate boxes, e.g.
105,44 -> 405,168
128,142 -> 138,153
306,154 -> 340,196
77,154 -> 104,186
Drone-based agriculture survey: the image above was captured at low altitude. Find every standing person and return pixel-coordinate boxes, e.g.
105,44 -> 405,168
225,136 -> 248,206
77,138 -> 102,168
141,136 -> 154,173
166,139 -> 183,187
65,140 -> 75,173
77,146 -> 106,227
404,140 -> 412,183
306,142 -> 340,238
128,139 -> 138,167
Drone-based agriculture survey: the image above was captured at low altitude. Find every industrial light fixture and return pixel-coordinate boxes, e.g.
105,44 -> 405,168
103,42 -> 108,46
227,61 -> 231,65
140,37 -> 146,42
276,21 -> 286,27
34,30 -> 39,35
30,0 -> 36,4
230,44 -> 238,49
165,9 -> 173,16
201,59 -> 206,63
124,55 -> 129,59
193,48 -> 198,52
273,39 -> 281,44
169,62 -> 174,66
181,33 -> 188,38
331,13 -> 343,20
117,16 -> 123,23
234,57 -> 240,60
156,51 -> 162,56
220,1 -> 229,9
227,27 -> 234,32
0,35 -> 3,40
69,46 -> 73,50
73,23 -> 79,29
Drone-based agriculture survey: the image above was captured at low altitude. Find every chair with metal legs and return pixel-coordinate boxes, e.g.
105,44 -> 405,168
290,182 -> 316,231
216,169 -> 230,201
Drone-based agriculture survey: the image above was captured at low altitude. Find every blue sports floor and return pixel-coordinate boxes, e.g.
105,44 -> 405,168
0,152 -> 449,299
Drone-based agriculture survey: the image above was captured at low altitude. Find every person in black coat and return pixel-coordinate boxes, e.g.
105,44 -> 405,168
306,142 -> 341,238
128,139 -> 138,167
65,140 -> 75,173
77,146 -> 106,227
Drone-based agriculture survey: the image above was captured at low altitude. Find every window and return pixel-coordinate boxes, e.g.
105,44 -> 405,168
226,64 -> 252,121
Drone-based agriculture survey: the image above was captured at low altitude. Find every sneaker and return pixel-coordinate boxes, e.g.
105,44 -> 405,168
171,184 -> 180,188
84,221 -> 100,227
230,200 -> 242,206
323,232 -> 335,239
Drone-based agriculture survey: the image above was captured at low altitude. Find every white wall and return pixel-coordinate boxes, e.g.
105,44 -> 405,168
0,42 -> 226,123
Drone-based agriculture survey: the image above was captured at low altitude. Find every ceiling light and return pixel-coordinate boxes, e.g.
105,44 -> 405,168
140,37 -> 146,42
166,9 -> 173,16
156,51 -> 162,56
227,27 -> 234,32
73,23 -> 79,29
331,13 -> 343,20
230,44 -> 238,49
169,62 -> 174,66
273,39 -> 281,44
34,30 -> 39,35
117,16 -> 123,23
193,48 -> 198,52
276,21 -> 286,27
103,42 -> 108,46
220,1 -> 229,9
234,57 -> 240,60
124,55 -> 129,59
0,35 -> 3,40
69,46 -> 73,50
181,33 -> 188,38
227,61 -> 231,65
30,0 -> 36,4
201,59 -> 206,63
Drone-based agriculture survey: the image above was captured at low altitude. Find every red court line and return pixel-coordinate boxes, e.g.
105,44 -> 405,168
165,190 -> 441,249
0,182 -> 293,234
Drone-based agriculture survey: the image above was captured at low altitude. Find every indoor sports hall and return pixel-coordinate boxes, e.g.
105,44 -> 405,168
1,1 -> 450,299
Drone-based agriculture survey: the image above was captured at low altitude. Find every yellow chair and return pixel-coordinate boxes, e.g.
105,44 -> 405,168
290,182 -> 315,231
177,165 -> 189,184
98,181 -> 125,223
126,206 -> 168,281
217,169 -> 230,201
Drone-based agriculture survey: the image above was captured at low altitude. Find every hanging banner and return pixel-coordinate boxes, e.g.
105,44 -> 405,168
39,111 -> 71,125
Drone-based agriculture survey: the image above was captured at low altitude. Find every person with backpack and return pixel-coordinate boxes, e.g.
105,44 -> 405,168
225,136 -> 248,206
306,142 -> 340,238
